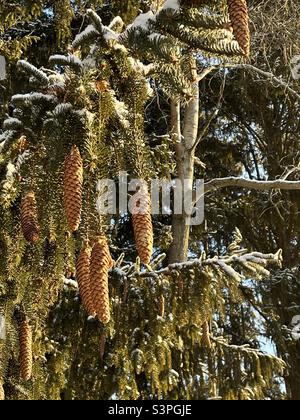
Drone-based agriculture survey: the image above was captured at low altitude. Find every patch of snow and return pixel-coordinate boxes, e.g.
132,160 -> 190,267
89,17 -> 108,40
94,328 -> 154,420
82,57 -> 97,69
73,24 -> 99,47
162,0 -> 180,11
63,278 -> 78,289
148,32 -> 165,41
113,43 -> 128,53
109,16 -> 124,30
103,27 -> 118,41
131,11 -> 156,31
6,163 -> 17,180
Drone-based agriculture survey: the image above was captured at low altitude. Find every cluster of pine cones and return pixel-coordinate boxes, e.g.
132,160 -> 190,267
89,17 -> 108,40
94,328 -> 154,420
21,145 -> 153,264
20,144 -> 153,324
76,237 -> 113,324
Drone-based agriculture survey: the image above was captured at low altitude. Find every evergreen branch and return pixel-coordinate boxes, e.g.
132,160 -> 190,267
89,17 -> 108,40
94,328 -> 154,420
211,336 -> 286,369
11,93 -> 57,107
0,130 -> 19,153
179,9 -> 230,30
114,249 -> 282,280
72,24 -> 100,49
49,55 -> 83,72
3,118 -> 23,131
86,8 -> 103,33
18,60 -> 49,85
86,9 -> 117,46
155,18 -> 243,56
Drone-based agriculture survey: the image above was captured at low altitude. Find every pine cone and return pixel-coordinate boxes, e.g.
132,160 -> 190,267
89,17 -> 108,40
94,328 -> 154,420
21,191 -> 40,244
19,320 -> 33,381
76,241 -> 96,317
201,321 -> 212,349
90,237 -> 113,324
0,383 -> 4,400
132,184 -> 153,265
63,145 -> 83,232
227,0 -> 250,57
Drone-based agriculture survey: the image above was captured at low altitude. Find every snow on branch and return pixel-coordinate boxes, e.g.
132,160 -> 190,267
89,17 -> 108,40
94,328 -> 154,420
211,336 -> 286,372
11,93 -> 57,107
3,118 -> 23,131
113,248 -> 282,283
109,16 -> 125,32
86,9 -> 118,43
162,0 -> 180,11
198,177 -> 300,201
18,60 -> 49,85
72,25 -> 100,49
49,55 -> 83,72
86,8 -> 103,32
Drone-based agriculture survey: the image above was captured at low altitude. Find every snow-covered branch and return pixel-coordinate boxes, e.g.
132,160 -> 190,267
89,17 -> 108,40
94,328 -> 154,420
194,177 -> 300,202
113,249 -> 282,282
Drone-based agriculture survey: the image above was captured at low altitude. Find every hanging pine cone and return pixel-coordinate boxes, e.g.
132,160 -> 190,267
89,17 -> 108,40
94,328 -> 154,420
63,145 -> 83,232
19,320 -> 33,381
76,241 -> 96,317
227,0 -> 250,57
201,321 -> 212,349
90,237 -> 113,324
21,191 -> 40,244
132,184 -> 153,265
0,382 -> 4,400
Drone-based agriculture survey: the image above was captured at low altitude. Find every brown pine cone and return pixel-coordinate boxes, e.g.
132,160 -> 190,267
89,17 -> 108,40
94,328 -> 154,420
76,241 -> 96,317
19,320 -> 33,381
63,145 -> 83,232
90,236 -> 113,324
227,0 -> 250,57
132,184 -> 153,265
21,191 -> 40,244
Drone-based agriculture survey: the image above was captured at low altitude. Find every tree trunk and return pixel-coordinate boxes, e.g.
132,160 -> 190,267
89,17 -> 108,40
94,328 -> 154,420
169,62 -> 199,263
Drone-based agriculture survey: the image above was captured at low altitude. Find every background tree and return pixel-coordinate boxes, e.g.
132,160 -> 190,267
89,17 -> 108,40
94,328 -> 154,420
194,0 -> 300,399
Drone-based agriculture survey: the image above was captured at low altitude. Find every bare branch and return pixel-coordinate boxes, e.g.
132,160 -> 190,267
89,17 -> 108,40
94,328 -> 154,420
223,63 -> 300,102
204,177 -> 300,194
193,176 -> 300,205
196,66 -> 215,82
